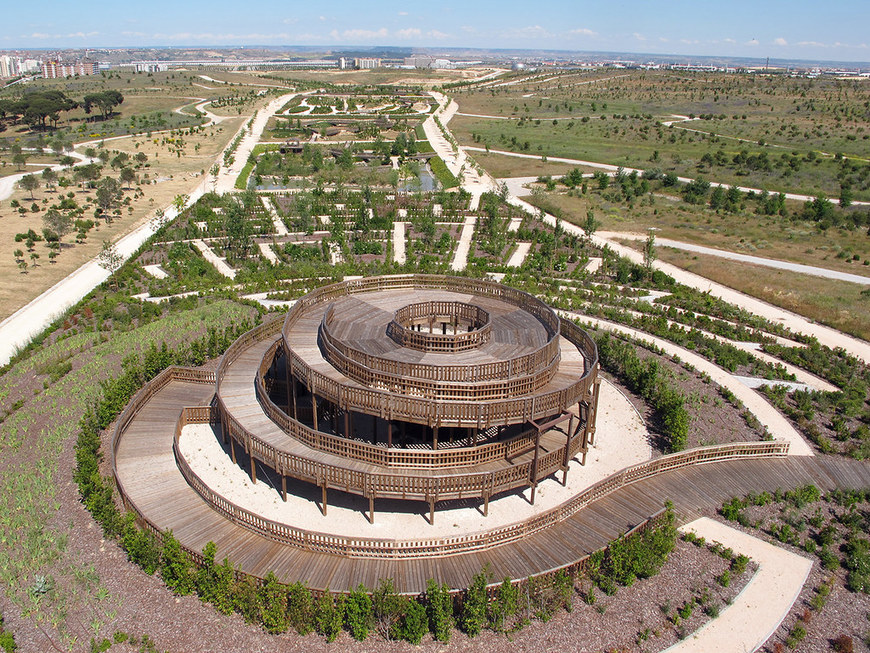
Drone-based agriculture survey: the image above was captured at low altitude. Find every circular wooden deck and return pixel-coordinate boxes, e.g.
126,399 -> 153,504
112,368 -> 870,594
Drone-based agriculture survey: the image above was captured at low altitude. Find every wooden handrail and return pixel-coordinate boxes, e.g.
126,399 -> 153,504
166,411 -> 791,559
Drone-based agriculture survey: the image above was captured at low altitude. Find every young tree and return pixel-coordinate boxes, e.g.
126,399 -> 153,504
119,166 -> 136,188
41,167 -> 58,191
97,240 -> 123,288
43,207 -> 72,239
643,230 -> 657,271
19,174 -> 39,199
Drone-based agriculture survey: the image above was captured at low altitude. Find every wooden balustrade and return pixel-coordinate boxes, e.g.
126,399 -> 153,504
165,415 -> 791,559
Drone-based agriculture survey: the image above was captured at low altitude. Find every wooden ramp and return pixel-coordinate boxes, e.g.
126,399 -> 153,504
114,376 -> 870,594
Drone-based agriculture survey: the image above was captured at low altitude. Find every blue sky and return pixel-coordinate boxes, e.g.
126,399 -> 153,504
4,0 -> 870,63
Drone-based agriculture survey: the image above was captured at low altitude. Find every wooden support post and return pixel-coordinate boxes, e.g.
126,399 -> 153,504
372,414 -> 378,445
470,427 -> 476,447
343,409 -> 350,438
290,377 -> 298,419
589,378 -> 601,444
281,474 -> 287,502
429,497 -> 435,525
250,455 -> 257,484
530,427 -> 541,504
230,436 -> 237,464
432,425 -> 439,450
220,416 -> 228,444
284,354 -> 292,414
387,420 -> 393,448
483,494 -> 490,516
321,482 -> 328,516
369,494 -> 375,524
563,414 -> 575,485
311,394 -> 318,431
401,421 -> 407,447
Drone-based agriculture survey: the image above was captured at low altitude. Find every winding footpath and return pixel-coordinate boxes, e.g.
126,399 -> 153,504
597,231 -> 870,286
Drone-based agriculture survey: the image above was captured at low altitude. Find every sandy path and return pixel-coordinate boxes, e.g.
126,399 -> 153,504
506,241 -> 532,267
392,221 -> 406,264
450,215 -> 477,271
668,518 -> 813,653
192,240 -> 236,278
564,311 -> 814,456
257,243 -> 279,265
179,378 -> 650,539
464,147 -> 868,206
599,232 -> 870,285
260,195 -> 289,236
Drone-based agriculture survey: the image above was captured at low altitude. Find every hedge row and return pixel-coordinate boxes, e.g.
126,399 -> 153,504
429,155 -> 460,189
595,331 -> 690,452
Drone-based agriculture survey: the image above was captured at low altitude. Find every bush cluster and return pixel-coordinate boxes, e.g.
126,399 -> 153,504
595,332 -> 690,451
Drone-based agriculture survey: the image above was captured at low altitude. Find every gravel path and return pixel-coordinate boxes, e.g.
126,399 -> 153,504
178,378 -> 651,540
450,215 -> 477,271
669,517 -> 813,653
392,221 -> 406,264
564,311 -> 815,456
192,239 -> 236,278
466,147 -> 868,206
599,231 -> 870,285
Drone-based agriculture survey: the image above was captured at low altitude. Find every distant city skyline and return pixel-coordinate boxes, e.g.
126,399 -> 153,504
4,0 -> 870,65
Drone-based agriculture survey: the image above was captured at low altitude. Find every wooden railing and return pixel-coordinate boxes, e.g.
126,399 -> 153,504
320,303 -> 561,384
218,381 -> 582,503
387,301 -> 492,353
274,274 -> 594,427
170,416 -> 791,559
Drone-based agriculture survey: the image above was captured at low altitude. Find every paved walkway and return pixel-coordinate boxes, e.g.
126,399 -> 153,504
392,221 -> 406,264
465,147 -> 867,206
450,215 -> 477,271
666,517 -> 813,653
598,232 -> 870,286
506,241 -> 532,267
564,311 -> 815,456
192,240 -> 236,278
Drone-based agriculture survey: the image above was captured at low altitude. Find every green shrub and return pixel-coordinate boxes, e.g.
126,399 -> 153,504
231,575 -> 261,624
489,578 -> 519,632
845,538 -> 870,593
286,582 -> 314,635
194,541 -> 234,614
391,598 -> 427,644
345,585 -> 373,641
121,515 -> 161,574
313,592 -> 343,642
160,530 -> 194,595
425,579 -> 453,642
259,572 -> 288,634
460,568 -> 489,636
372,579 -> 404,640
0,614 -> 16,653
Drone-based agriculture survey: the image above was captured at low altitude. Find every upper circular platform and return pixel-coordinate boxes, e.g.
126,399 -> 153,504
281,275 -> 597,428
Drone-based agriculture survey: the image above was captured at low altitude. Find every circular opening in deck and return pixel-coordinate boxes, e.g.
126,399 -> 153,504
387,301 -> 492,353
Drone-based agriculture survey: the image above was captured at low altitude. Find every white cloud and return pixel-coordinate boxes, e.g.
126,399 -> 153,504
570,28 -> 597,37
398,11 -> 408,16
427,30 -> 450,40
282,17 -> 298,25
504,25 -> 551,39
396,28 -> 422,40
680,38 -> 699,45
746,38 -> 759,46
773,37 -> 788,46
633,32 -> 646,41
330,27 -> 389,41
460,25 -> 477,33
659,37 -> 670,43
723,38 -> 736,44
797,40 -> 826,48
26,31 -> 98,39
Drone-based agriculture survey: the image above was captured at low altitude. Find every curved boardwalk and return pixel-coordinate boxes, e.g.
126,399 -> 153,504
115,376 -> 870,594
